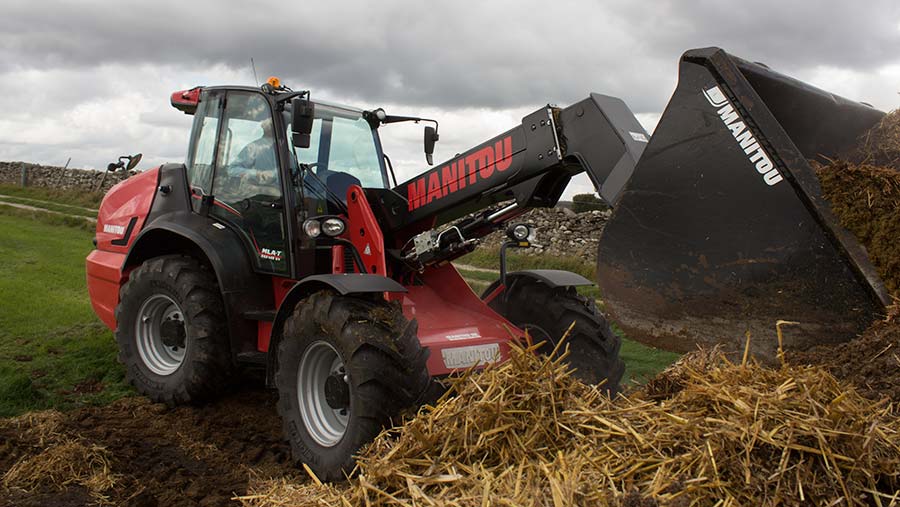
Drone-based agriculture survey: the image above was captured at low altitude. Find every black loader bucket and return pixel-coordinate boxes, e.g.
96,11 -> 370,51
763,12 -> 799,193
597,47 -> 890,361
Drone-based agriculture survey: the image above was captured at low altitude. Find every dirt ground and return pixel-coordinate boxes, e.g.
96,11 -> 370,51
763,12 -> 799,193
0,386 -> 301,506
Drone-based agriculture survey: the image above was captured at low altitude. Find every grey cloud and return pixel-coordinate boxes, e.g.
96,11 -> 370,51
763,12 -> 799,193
2,0 -> 897,113
139,110 -> 192,129
1,0 -> 898,191
618,1 -> 900,71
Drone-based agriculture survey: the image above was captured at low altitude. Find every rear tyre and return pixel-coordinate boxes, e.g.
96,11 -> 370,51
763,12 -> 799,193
275,291 -> 430,482
484,278 -> 625,393
115,255 -> 233,405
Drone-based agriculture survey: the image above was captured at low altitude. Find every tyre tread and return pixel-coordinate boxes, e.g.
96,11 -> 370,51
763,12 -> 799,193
115,255 -> 233,405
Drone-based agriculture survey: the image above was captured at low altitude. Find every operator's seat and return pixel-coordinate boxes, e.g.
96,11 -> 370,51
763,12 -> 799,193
323,171 -> 361,203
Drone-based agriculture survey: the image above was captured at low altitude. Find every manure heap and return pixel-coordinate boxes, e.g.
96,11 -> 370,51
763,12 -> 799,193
241,342 -> 900,507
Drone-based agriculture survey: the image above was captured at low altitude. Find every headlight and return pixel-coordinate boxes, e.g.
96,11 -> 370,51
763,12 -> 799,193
508,223 -> 532,241
303,219 -> 321,238
321,217 -> 346,237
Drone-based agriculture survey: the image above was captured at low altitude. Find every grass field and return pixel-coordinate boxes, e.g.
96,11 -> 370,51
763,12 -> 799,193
0,183 -> 104,208
0,195 -> 677,417
0,204 -> 95,232
0,196 -> 98,218
460,247 -> 595,279
0,211 -> 131,417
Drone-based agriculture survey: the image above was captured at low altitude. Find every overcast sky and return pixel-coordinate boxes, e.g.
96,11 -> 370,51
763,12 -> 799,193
1,0 -> 898,198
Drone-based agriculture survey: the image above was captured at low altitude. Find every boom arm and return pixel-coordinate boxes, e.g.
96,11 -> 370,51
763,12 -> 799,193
366,94 -> 649,246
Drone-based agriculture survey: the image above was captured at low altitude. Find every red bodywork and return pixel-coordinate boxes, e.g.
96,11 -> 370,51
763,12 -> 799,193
342,184 -> 521,376
86,168 -> 521,377
259,277 -> 296,352
171,87 -> 201,114
86,167 -> 160,329
344,186 -> 387,276
250,184 -> 522,376
400,264 -> 518,376
87,168 -> 522,375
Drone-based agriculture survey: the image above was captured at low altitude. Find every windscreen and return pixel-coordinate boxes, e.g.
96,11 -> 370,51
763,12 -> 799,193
288,104 -> 387,189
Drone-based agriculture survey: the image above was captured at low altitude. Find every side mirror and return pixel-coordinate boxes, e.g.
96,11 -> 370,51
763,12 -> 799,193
126,153 -> 142,171
424,126 -> 439,165
291,97 -> 315,149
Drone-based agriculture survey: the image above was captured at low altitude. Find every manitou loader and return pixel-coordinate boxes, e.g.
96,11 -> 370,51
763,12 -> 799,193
87,47 -> 890,480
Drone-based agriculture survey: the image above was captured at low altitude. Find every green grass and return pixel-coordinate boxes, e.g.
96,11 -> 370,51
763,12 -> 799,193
459,247 -> 595,280
0,196 -> 98,218
457,250 -> 602,303
454,267 -> 498,290
0,184 -> 104,209
0,210 -> 130,417
0,204 -> 95,232
617,327 -> 681,385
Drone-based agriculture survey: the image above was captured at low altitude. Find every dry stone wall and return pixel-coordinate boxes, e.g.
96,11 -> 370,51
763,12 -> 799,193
478,207 -> 611,259
1,160 -> 607,259
0,161 -> 137,195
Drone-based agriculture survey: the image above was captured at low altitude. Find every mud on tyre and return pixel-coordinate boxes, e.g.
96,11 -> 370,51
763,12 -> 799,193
275,291 -> 430,482
115,255 -> 233,405
484,278 -> 625,393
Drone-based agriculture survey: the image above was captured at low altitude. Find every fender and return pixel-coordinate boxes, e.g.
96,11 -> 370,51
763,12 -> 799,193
506,269 -> 593,288
480,269 -> 593,304
124,164 -> 273,360
266,274 -> 407,383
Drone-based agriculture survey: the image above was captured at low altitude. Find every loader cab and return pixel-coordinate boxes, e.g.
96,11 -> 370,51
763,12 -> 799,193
182,86 -> 389,279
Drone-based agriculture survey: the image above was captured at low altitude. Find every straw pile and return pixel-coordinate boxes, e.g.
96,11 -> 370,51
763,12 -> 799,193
1,410 -> 118,502
857,109 -> 900,169
239,342 -> 900,507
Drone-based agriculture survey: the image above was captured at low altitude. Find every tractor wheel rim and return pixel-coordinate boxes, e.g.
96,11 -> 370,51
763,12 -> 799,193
135,294 -> 186,376
298,341 -> 349,447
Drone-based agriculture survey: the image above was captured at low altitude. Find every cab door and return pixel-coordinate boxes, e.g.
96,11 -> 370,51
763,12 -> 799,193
207,91 -> 291,276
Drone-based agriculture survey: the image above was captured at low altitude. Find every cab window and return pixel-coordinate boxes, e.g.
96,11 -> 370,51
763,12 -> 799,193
288,104 -> 386,210
210,92 -> 288,275
185,92 -> 222,206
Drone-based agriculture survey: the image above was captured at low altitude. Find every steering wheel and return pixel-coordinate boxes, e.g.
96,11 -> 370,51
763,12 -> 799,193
299,161 -> 319,175
290,161 -> 317,186
215,165 -> 252,200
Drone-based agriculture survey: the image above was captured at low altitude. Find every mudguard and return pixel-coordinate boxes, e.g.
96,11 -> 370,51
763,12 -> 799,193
480,269 -> 594,303
266,274 -> 408,382
125,164 -> 273,357
509,269 -> 593,288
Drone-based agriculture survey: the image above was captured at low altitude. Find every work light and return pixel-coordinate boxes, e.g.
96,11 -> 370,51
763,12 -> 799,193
321,218 -> 346,237
303,219 -> 321,238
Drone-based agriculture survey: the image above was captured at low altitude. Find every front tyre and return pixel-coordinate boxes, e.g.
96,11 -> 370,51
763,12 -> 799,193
484,278 -> 625,394
115,255 -> 233,405
275,291 -> 430,482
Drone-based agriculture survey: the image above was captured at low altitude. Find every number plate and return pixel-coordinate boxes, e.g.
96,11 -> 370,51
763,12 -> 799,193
441,343 -> 500,370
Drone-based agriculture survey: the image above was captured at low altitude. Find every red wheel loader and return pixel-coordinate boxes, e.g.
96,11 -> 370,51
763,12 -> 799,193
86,47 -> 891,480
